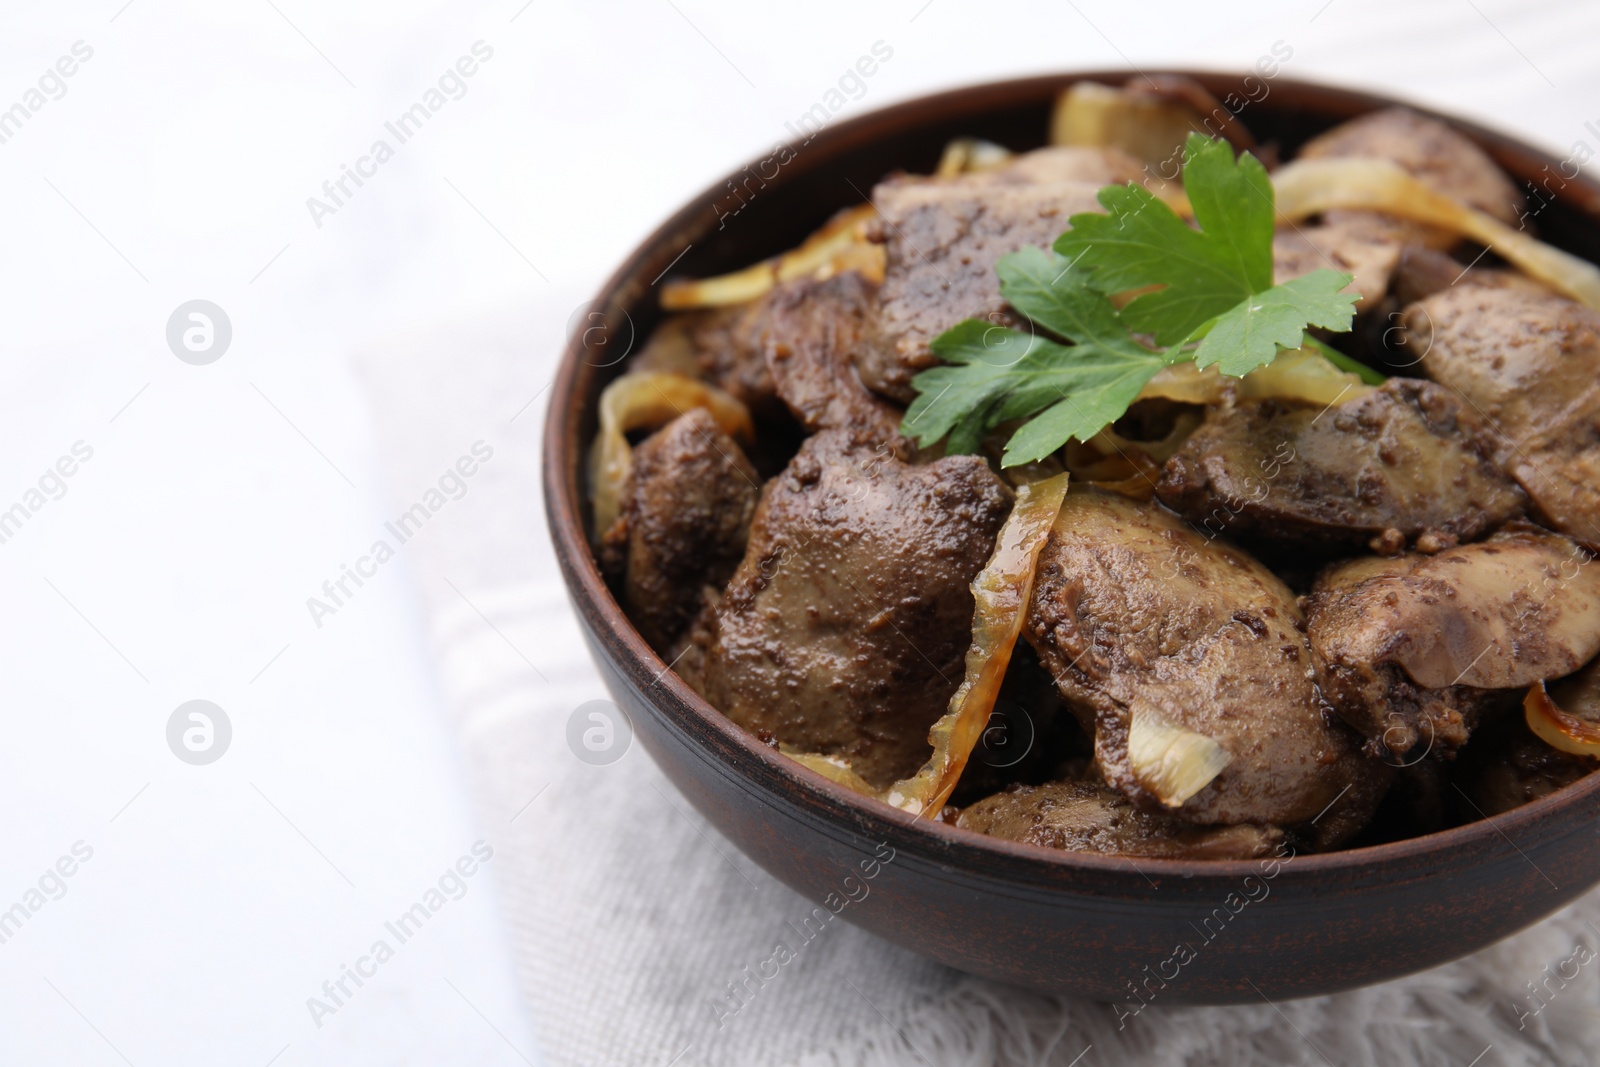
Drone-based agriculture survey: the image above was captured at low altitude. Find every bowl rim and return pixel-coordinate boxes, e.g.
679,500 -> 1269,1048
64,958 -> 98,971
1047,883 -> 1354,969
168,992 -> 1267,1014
543,69 -> 1600,884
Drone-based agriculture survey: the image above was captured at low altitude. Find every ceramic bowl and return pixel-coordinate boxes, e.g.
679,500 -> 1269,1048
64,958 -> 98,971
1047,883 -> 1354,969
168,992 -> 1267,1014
543,72 -> 1600,1003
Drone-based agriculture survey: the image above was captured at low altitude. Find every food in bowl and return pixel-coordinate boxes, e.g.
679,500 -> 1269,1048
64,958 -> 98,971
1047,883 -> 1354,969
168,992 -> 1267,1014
589,77 -> 1600,861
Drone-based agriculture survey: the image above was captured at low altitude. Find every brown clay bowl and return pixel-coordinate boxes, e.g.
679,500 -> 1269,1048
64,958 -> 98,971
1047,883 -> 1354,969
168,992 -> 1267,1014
543,72 -> 1600,1003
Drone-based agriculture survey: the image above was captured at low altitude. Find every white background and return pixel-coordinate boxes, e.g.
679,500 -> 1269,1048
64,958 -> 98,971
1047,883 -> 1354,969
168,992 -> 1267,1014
0,1 -> 1595,1065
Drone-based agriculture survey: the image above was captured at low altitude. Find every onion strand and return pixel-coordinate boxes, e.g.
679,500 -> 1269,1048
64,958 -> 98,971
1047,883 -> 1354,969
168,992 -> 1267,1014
1272,157 -> 1600,311
1525,680 -> 1600,758
885,472 -> 1072,816
588,371 -> 753,536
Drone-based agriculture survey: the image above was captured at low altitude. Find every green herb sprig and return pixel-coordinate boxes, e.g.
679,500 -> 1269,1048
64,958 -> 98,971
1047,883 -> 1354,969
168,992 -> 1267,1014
903,133 -> 1370,467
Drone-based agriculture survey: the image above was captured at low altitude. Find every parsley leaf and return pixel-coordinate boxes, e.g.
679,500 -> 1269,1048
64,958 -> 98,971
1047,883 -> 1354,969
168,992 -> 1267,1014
994,345 -> 1165,466
1054,135 -> 1278,343
1194,271 -> 1361,376
902,247 -> 1169,466
901,323 -> 1046,455
994,246 -> 1154,358
903,133 -> 1365,466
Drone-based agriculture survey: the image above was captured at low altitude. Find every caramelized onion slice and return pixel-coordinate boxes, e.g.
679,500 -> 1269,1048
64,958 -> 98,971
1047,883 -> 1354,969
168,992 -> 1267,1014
660,204 -> 882,309
1137,362 -> 1229,405
885,472 -> 1071,816
1236,345 -> 1377,405
1063,419 -> 1195,500
588,371 -> 753,536
1063,433 -> 1163,496
1050,79 -> 1253,166
779,746 -> 880,797
1127,708 -> 1232,808
935,137 -> 1014,177
1525,681 -> 1600,758
1272,157 -> 1600,312
1136,346 -> 1375,408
